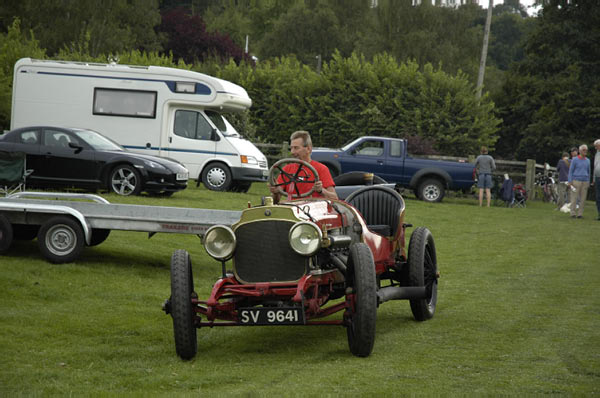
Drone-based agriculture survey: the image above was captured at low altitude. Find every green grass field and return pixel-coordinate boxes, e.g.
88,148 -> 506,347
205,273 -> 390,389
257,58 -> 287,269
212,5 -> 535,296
1,184 -> 599,395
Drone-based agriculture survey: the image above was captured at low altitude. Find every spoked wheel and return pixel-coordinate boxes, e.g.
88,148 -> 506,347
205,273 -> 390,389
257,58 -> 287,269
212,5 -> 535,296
0,214 -> 14,255
346,242 -> 377,357
110,165 -> 142,196
37,216 -> 84,263
269,158 -> 320,199
170,249 -> 198,360
407,227 -> 438,321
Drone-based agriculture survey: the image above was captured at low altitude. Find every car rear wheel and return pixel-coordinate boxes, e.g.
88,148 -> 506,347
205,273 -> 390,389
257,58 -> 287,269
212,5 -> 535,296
418,179 -> 445,202
346,242 -> 377,357
170,249 -> 198,360
110,165 -> 142,196
201,163 -> 232,191
0,215 -> 14,254
37,216 -> 84,263
407,227 -> 438,321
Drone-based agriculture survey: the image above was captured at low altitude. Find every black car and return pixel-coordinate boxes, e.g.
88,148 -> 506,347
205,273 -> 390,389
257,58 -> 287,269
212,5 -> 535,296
0,126 -> 189,196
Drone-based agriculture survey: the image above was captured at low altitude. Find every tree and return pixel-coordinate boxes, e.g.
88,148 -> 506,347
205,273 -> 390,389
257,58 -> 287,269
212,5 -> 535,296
495,0 -> 600,162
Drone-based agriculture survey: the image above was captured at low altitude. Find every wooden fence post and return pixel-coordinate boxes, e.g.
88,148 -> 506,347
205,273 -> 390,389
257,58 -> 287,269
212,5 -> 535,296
525,159 -> 536,199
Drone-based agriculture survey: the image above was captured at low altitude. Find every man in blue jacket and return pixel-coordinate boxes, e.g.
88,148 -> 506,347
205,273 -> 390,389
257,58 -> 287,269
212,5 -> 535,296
568,144 -> 591,218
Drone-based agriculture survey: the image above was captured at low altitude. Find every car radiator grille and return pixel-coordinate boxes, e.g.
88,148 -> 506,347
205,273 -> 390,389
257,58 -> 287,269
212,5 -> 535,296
234,220 -> 307,283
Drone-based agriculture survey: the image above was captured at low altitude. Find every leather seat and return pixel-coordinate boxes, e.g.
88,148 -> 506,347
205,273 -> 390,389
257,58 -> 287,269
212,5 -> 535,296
345,186 -> 405,237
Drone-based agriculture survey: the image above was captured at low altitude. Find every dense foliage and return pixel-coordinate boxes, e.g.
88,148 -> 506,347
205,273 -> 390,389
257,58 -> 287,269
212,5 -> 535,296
0,0 -> 598,162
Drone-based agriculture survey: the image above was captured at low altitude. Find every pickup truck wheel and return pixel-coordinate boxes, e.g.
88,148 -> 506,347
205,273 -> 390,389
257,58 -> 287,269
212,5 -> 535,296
170,249 -> 198,360
407,227 -> 438,321
418,179 -> 445,202
0,215 -> 13,254
346,242 -> 377,357
110,165 -> 142,196
201,163 -> 232,191
37,216 -> 84,263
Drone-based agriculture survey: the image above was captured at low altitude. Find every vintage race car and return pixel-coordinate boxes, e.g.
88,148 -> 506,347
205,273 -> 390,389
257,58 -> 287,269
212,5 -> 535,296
163,159 -> 439,359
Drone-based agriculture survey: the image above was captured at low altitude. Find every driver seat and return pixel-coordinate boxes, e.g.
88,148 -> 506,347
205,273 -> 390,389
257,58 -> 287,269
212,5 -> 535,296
345,186 -> 405,237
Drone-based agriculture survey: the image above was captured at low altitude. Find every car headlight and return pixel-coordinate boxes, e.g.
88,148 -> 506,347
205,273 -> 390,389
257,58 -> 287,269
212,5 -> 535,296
143,159 -> 166,170
289,222 -> 322,256
203,225 -> 236,261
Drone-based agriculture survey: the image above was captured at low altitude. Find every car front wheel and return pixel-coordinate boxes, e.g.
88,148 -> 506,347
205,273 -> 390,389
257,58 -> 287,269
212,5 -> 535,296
201,163 -> 232,191
346,242 -> 377,357
170,249 -> 198,360
407,227 -> 438,321
110,165 -> 142,196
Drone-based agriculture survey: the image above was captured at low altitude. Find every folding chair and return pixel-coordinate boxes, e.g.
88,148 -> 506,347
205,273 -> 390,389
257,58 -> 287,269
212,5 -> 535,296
0,151 -> 33,196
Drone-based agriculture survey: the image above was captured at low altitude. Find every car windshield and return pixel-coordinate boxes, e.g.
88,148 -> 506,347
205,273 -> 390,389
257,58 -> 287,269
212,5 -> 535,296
341,137 -> 363,151
73,129 -> 124,151
205,110 -> 240,137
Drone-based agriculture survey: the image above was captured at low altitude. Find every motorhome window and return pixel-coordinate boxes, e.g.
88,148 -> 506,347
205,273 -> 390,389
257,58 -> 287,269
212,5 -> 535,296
93,88 -> 156,118
174,110 -> 213,141
205,110 -> 240,137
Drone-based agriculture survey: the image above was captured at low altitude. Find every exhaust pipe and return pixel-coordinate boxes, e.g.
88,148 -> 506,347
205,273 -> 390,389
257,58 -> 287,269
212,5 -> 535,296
377,285 -> 428,303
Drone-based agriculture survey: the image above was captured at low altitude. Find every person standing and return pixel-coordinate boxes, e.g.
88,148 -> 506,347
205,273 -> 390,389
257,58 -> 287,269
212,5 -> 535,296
474,146 -> 496,207
593,139 -> 600,220
568,144 -> 591,218
555,152 -> 570,210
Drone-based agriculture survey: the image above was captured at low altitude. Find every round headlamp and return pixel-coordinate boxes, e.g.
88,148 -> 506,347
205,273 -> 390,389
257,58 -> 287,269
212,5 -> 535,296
288,222 -> 322,256
203,225 -> 236,261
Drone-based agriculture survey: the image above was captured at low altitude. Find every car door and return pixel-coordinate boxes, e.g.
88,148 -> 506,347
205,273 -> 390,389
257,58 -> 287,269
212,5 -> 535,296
340,138 -> 386,177
381,139 -> 407,184
167,109 -> 217,179
40,128 -> 98,185
10,128 -> 43,183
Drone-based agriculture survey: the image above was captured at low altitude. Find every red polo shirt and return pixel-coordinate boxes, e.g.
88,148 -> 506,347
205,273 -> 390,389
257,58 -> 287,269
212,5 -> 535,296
277,160 -> 335,199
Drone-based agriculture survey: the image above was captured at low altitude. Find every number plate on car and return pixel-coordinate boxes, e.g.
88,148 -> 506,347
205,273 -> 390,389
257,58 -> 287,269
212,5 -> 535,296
238,307 -> 305,325
176,172 -> 189,181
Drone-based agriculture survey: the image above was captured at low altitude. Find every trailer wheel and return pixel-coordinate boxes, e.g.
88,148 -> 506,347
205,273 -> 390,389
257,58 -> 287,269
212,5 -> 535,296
37,216 -> 84,263
201,163 -> 232,191
418,179 -> 445,203
346,242 -> 377,357
170,249 -> 198,360
88,228 -> 110,246
110,164 -> 142,196
12,224 -> 39,240
407,227 -> 438,321
0,215 -> 14,254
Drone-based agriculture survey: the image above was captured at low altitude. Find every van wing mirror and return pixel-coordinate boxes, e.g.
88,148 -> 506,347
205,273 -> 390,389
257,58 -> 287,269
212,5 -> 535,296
211,128 -> 220,141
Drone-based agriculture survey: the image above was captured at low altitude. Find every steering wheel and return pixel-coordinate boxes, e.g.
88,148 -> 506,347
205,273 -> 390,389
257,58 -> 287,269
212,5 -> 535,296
269,158 -> 320,199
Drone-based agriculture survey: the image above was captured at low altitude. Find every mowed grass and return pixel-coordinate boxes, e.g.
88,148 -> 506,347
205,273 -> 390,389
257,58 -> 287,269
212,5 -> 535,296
1,183 -> 599,395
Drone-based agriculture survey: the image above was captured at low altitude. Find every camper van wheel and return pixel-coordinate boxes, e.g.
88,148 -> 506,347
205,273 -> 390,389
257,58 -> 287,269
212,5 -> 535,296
201,163 -> 232,191
109,165 -> 142,196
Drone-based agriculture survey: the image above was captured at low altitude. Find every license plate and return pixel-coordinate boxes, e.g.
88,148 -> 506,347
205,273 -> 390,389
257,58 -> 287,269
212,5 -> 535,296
238,307 -> 305,325
176,172 -> 188,181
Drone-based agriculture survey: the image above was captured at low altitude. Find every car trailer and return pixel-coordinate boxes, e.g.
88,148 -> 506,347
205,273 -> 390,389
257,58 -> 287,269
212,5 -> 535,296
0,192 -> 241,263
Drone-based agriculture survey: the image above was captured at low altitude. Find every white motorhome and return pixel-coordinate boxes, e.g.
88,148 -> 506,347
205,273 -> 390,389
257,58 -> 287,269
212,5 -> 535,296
11,58 -> 268,192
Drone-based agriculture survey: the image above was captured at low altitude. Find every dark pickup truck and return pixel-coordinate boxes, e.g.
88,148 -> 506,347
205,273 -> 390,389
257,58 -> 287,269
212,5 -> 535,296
312,136 -> 475,202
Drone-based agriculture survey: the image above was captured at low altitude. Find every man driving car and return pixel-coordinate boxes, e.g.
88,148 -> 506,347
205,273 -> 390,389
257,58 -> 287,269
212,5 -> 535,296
269,130 -> 338,203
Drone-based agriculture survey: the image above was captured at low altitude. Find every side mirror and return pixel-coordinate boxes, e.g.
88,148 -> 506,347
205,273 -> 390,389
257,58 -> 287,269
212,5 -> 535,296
68,142 -> 84,154
211,128 -> 220,142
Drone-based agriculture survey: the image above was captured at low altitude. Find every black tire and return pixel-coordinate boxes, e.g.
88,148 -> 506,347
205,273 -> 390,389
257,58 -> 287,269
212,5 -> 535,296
326,164 -> 339,178
201,163 -> 232,191
0,214 -> 14,254
88,228 -> 110,246
230,182 -> 252,193
109,164 -> 142,196
334,171 -> 387,186
12,224 -> 39,240
407,227 -> 438,321
418,179 -> 445,203
37,216 -> 85,263
346,242 -> 377,357
170,249 -> 198,360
